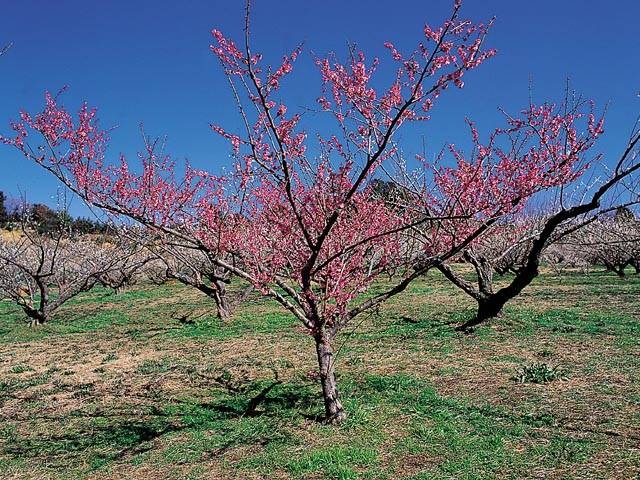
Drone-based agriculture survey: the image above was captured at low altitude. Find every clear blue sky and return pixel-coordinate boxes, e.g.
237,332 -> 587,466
1,0 -> 638,216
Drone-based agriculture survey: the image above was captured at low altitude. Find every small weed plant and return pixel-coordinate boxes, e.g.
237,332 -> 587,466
515,362 -> 567,384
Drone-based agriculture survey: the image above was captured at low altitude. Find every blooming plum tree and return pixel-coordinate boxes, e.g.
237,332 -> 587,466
2,0 -> 501,423
4,0 -> 638,422
146,231 -> 254,319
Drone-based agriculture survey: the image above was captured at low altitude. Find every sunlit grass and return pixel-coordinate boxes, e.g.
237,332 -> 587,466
0,269 -> 638,479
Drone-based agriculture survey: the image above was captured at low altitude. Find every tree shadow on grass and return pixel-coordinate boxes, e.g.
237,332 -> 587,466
3,418 -> 178,462
0,376 -> 320,469
206,378 -> 319,418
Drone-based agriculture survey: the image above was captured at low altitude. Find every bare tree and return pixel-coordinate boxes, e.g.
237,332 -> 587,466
542,240 -> 592,275
563,210 -> 640,276
147,233 -> 254,320
0,220 -> 141,325
93,238 -> 155,294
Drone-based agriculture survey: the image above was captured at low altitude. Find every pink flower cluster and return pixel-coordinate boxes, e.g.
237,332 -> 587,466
1,92 -> 236,252
237,161 -> 404,320
423,101 -> 604,248
315,3 -> 496,149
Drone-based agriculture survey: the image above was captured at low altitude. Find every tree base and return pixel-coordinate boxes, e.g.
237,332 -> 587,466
323,409 -> 347,425
455,323 -> 476,334
456,305 -> 504,333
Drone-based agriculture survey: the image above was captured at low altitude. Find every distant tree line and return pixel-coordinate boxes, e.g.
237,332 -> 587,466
0,191 -> 108,234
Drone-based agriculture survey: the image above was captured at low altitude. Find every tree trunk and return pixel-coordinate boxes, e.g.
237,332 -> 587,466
30,318 -> 46,327
314,331 -> 346,424
457,295 -> 505,332
193,278 -> 231,320
211,279 -> 231,320
604,261 -> 626,277
24,308 -> 47,327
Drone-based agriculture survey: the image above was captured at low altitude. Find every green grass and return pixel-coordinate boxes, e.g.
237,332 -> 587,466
0,269 -> 638,479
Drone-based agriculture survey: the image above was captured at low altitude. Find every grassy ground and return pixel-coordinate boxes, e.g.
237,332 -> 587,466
0,269 -> 638,479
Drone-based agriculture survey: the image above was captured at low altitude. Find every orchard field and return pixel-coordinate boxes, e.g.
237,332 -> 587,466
1,268 -> 638,480
2,0 -> 640,479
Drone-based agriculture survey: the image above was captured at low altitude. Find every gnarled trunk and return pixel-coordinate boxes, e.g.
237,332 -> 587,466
612,266 -> 626,277
457,294 -> 506,332
24,308 -> 47,327
459,256 -> 540,331
603,260 -> 626,277
438,253 -> 506,332
211,278 -> 230,320
26,280 -> 50,327
314,331 -> 346,424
